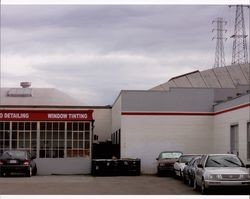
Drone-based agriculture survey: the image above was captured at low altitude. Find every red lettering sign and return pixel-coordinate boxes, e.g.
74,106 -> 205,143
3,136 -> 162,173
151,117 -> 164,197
0,110 -> 93,121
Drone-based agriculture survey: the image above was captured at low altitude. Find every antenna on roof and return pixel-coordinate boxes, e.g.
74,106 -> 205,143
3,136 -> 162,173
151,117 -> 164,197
20,82 -> 31,88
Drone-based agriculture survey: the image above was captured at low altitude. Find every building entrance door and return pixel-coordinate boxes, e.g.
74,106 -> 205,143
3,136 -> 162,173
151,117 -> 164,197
230,125 -> 239,155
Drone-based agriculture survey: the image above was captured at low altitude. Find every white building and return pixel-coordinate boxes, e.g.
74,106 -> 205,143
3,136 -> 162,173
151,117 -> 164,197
0,63 -> 249,175
111,63 -> 250,173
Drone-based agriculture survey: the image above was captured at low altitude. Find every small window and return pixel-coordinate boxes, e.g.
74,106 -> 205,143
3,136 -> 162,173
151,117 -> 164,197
25,123 -> 30,130
12,123 -> 18,130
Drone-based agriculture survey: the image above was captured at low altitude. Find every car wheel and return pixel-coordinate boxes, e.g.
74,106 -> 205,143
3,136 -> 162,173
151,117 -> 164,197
32,166 -> 37,176
183,174 -> 188,184
173,170 -> 176,178
175,170 -> 181,179
188,177 -> 193,187
2,172 -> 9,177
26,166 -> 32,177
157,168 -> 162,177
182,175 -> 186,183
201,179 -> 209,194
180,170 -> 183,178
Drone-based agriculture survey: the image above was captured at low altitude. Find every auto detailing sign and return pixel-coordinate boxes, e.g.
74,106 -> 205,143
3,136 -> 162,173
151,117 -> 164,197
0,110 -> 93,121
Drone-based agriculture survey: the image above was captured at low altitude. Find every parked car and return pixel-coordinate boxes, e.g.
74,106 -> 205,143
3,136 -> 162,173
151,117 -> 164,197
183,156 -> 201,186
193,154 -> 250,194
174,154 -> 201,178
156,151 -> 183,176
0,150 -> 37,177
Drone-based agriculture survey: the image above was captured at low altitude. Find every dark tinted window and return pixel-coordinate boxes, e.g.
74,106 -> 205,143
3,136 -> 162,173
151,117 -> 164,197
179,155 -> 198,163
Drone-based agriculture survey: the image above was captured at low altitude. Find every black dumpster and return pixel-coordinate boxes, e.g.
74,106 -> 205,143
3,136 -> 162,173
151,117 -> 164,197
118,159 -> 141,176
92,158 -> 140,176
92,159 -> 118,176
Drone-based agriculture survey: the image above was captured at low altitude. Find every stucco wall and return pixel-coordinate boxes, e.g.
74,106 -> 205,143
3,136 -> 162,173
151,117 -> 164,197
121,115 -> 214,174
213,106 -> 250,164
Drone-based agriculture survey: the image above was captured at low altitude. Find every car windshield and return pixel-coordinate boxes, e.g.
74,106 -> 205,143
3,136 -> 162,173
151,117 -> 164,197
179,155 -> 197,163
1,151 -> 26,159
160,152 -> 182,159
205,155 -> 244,167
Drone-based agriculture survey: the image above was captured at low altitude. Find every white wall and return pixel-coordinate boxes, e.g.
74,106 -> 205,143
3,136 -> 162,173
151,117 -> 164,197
213,106 -> 250,164
121,115 -> 214,174
92,108 -> 112,142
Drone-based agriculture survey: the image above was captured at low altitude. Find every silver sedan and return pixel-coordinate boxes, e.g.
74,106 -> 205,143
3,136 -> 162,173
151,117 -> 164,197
194,154 -> 250,194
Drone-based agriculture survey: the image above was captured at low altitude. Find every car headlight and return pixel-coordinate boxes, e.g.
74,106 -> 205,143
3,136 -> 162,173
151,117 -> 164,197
241,174 -> 250,180
208,174 -> 222,180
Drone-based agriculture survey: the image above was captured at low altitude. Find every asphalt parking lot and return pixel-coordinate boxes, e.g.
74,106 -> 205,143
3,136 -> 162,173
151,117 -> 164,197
0,175 -> 249,195
0,175 -> 197,195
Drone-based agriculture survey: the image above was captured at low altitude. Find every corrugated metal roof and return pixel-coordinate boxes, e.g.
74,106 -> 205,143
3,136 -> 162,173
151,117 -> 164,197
0,88 -> 85,106
150,63 -> 250,91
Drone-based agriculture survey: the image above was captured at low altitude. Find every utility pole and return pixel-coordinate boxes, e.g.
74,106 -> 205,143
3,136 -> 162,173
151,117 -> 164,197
212,17 -> 227,68
229,5 -> 249,65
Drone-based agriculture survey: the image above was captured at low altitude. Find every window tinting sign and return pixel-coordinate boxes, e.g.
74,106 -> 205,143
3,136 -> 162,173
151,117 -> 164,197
0,110 -> 93,121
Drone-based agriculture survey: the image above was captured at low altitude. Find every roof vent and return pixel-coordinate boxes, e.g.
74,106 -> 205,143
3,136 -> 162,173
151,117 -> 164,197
214,100 -> 224,104
7,82 -> 32,97
20,82 -> 31,88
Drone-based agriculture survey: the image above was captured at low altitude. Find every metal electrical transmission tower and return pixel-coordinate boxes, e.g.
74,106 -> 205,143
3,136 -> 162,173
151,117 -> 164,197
212,17 -> 227,68
229,5 -> 249,64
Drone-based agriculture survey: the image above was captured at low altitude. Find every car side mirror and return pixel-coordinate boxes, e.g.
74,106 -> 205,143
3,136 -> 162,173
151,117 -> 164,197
156,158 -> 159,160
197,164 -> 203,168
185,162 -> 188,165
245,164 -> 250,168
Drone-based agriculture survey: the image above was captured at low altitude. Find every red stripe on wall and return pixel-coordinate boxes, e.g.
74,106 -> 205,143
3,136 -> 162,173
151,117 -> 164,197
122,112 -> 214,116
121,103 -> 250,116
214,103 -> 250,115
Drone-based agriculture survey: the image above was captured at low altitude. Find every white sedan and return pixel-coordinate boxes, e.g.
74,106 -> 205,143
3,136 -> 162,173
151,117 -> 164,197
173,154 -> 200,178
194,154 -> 250,194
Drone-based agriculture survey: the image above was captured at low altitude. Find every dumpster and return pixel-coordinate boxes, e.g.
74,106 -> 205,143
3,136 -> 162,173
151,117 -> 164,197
92,158 -> 140,176
118,158 -> 141,176
92,159 -> 118,176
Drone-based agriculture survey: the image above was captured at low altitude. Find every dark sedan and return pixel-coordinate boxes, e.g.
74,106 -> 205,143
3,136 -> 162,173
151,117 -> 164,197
0,150 -> 37,177
183,156 -> 201,186
156,151 -> 183,176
